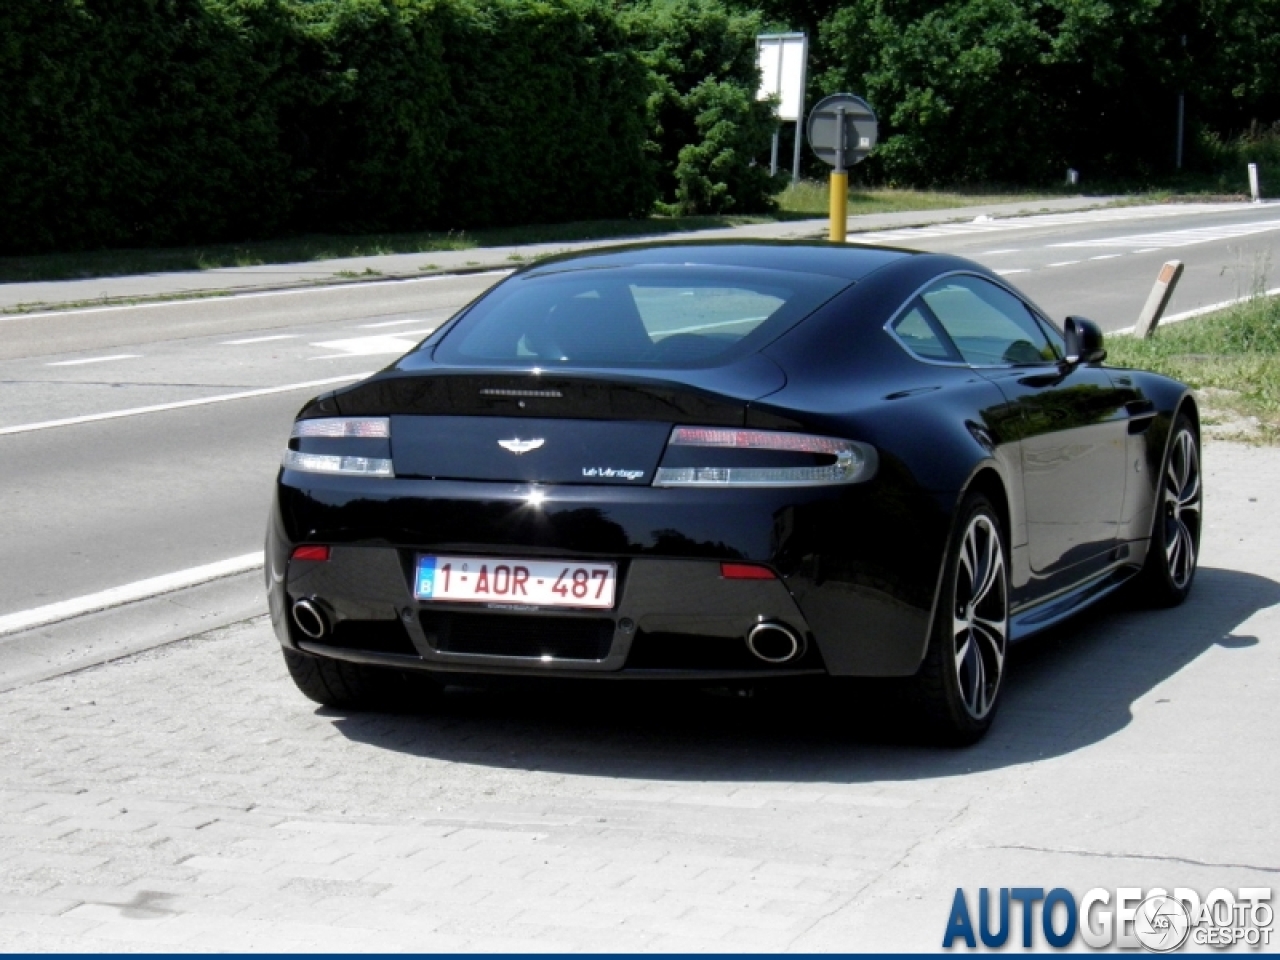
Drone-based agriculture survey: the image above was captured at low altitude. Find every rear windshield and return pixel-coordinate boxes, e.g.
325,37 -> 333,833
431,265 -> 850,369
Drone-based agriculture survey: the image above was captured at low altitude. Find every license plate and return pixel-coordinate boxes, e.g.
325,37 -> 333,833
414,555 -> 617,609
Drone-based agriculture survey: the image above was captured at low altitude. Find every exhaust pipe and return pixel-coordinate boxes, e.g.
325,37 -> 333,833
292,598 -> 329,640
745,621 -> 804,664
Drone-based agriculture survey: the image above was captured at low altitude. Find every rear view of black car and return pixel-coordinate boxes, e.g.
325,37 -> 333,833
266,241 -> 1201,745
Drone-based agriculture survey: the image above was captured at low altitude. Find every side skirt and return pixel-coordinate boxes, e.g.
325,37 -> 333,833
1010,562 -> 1143,643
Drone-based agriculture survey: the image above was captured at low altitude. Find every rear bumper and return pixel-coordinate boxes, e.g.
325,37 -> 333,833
267,470 -> 944,678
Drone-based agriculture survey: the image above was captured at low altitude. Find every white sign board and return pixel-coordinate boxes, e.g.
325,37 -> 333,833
756,33 -> 807,123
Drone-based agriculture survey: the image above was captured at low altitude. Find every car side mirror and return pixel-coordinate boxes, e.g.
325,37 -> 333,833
1063,316 -> 1106,366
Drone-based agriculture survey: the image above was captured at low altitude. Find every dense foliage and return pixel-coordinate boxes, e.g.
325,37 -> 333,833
0,0 -> 675,253
760,0 -> 1280,185
620,0 -> 781,214
4,0 -> 1276,253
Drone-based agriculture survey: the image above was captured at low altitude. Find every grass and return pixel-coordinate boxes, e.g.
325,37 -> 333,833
1106,294 -> 1280,443
775,181 -> 1063,216
0,186 -> 1067,286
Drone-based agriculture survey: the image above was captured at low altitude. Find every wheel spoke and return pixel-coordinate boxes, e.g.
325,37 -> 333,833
954,631 -> 971,674
965,640 -> 984,714
971,527 -> 1001,608
1165,521 -> 1184,570
972,618 -> 1006,667
1172,519 -> 1196,584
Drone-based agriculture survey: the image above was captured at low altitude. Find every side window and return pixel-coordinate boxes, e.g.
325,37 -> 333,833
922,276 -> 1057,366
890,301 -> 955,361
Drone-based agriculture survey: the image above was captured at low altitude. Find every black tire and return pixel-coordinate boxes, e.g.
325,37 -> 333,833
1136,414 -> 1202,607
282,647 -> 439,710
913,492 -> 1009,746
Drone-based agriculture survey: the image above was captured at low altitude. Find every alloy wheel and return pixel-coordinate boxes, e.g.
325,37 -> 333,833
1162,428 -> 1202,590
952,513 -> 1008,719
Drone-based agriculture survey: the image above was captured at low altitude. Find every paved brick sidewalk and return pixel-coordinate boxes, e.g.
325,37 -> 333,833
1,441 -> 1277,951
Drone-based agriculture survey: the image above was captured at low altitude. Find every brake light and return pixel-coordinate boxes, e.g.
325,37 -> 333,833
291,545 -> 331,562
653,427 -> 876,487
720,562 -> 776,580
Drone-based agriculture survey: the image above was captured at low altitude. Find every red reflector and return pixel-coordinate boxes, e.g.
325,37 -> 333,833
720,562 -> 776,580
291,545 -> 330,562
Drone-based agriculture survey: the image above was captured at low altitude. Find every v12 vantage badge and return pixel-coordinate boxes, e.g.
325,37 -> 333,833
582,467 -> 645,480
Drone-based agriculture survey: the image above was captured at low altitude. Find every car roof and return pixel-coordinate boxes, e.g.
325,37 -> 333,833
520,239 -> 917,283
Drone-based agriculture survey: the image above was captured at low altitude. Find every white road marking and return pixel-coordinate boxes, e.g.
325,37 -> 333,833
1048,261 -> 1080,267
46,354 -> 141,367
1132,248 -> 1162,253
222,334 -> 299,345
359,317 -> 437,329
851,203 -> 1244,244
1112,286 -> 1280,334
0,552 -> 264,638
1052,218 -> 1280,250
656,316 -> 766,337
1089,254 -> 1124,261
995,269 -> 1029,276
309,333 -> 428,358
7,270 -> 512,321
0,373 -> 371,437
981,249 -> 1021,255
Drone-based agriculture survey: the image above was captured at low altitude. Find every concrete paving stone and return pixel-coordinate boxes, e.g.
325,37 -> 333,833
177,853 -> 285,876
0,850 -> 112,874
277,875 -> 392,901
372,879 -> 492,906
681,904 -> 805,932
274,819 -> 395,841
0,822 -> 79,843
0,893 -> 79,916
0,910 -> 106,939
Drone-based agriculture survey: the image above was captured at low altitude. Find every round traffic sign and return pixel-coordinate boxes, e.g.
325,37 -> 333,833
806,94 -> 878,169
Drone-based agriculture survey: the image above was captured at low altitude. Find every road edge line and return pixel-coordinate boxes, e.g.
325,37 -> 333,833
0,552 -> 265,638
1112,286 -> 1280,335
0,373 -> 372,437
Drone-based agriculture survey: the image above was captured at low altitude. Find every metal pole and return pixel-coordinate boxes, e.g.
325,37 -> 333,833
791,34 -> 808,184
1176,93 -> 1184,170
1249,163 -> 1261,202
829,107 -> 847,242
770,130 -> 779,177
1176,35 -> 1187,170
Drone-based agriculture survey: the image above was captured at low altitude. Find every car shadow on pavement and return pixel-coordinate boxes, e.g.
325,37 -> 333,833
328,566 -> 1279,783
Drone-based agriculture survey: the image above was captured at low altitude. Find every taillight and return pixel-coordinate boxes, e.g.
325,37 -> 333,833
653,427 -> 876,487
283,417 -> 394,477
291,418 -> 390,439
291,545 -> 331,562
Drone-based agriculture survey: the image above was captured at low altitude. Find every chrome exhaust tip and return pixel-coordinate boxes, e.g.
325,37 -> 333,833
292,598 -> 329,640
745,621 -> 804,664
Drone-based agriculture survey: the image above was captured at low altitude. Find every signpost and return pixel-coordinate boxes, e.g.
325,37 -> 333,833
806,93 -> 878,242
755,33 -> 808,183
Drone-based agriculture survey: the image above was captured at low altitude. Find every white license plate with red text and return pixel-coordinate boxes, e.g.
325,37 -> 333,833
414,555 -> 616,608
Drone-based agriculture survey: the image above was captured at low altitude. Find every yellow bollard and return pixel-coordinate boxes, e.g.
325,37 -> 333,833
828,171 -> 848,242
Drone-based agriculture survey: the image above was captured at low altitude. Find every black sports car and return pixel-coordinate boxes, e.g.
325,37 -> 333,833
265,240 -> 1201,743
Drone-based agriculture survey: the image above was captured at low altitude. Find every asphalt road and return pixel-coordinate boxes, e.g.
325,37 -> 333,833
1,201 -> 1278,628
